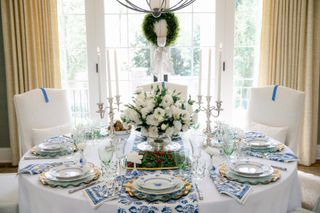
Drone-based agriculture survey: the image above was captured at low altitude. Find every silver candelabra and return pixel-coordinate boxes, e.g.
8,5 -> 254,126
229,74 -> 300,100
96,96 -> 121,136
197,95 -> 223,147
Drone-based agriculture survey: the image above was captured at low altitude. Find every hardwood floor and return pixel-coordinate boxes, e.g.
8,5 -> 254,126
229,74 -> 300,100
298,160 -> 320,176
0,163 -> 18,173
1,161 -> 320,175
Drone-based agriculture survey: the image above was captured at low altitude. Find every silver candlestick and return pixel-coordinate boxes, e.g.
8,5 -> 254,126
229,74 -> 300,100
115,95 -> 121,111
197,95 -> 203,111
96,96 -> 121,136
96,102 -> 106,119
107,97 -> 115,136
197,95 -> 223,147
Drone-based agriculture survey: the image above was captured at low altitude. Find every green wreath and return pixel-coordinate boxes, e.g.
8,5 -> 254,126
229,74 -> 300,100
142,12 -> 179,47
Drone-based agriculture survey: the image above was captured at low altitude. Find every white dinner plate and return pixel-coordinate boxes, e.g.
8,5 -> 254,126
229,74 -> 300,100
38,142 -> 63,151
136,174 -> 182,191
245,140 -> 271,147
45,165 -> 94,182
230,161 -> 269,176
48,164 -> 90,180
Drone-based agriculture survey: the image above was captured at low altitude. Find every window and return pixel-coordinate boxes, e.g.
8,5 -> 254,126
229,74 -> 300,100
58,0 -> 89,124
58,0 -> 262,126
103,0 -> 217,105
232,0 -> 262,126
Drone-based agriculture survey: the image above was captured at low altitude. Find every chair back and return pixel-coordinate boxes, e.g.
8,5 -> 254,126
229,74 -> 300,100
14,88 -> 72,155
247,86 -> 305,153
139,82 -> 188,100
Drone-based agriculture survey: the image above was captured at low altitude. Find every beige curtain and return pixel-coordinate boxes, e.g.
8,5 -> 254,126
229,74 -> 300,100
1,0 -> 61,165
259,0 -> 320,166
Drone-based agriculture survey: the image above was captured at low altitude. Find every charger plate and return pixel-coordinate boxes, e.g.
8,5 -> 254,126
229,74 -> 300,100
125,179 -> 191,202
40,167 -> 100,188
219,164 -> 280,185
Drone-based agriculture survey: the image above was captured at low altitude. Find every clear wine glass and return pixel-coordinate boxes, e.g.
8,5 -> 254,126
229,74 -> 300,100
174,150 -> 190,180
98,140 -> 115,181
222,136 -> 235,165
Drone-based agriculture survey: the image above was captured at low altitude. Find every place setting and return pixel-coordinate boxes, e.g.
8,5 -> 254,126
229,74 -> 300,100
28,136 -> 76,159
243,131 -> 298,163
39,162 -> 101,188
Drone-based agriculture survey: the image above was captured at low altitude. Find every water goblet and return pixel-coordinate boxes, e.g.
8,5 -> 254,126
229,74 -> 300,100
98,140 -> 115,180
222,137 -> 235,165
174,150 -> 190,180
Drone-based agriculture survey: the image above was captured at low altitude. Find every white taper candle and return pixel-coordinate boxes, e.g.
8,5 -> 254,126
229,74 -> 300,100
198,49 -> 202,96
217,43 -> 222,101
106,49 -> 112,98
114,49 -> 119,96
207,48 -> 212,96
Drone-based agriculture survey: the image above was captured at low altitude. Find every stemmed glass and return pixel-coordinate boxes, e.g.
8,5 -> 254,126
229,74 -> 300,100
222,135 -> 235,165
98,140 -> 115,182
174,150 -> 190,180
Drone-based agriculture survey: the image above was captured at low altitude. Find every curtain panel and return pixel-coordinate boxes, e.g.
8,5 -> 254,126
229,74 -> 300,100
259,0 -> 320,165
1,0 -> 61,165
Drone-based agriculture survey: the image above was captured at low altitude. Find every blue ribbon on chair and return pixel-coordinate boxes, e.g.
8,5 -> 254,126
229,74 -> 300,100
40,88 -> 49,103
272,85 -> 279,101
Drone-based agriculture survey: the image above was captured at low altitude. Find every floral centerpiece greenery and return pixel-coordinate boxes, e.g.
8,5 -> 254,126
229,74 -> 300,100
121,85 -> 197,139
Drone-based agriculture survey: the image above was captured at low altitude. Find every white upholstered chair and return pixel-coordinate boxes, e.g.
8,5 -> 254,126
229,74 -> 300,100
14,88 -> 73,155
139,82 -> 188,100
247,86 -> 305,153
291,171 -> 320,213
0,173 -> 18,213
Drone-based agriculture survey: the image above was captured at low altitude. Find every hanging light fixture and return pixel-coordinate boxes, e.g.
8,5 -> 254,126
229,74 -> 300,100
115,0 -> 196,18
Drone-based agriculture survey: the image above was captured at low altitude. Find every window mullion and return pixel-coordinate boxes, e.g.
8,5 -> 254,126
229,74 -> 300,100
85,0 -> 107,121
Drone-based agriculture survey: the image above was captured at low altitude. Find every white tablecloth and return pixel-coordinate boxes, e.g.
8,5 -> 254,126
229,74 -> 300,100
19,134 -> 301,213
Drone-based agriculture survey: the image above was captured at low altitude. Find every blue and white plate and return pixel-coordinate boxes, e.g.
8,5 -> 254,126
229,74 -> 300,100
230,161 -> 273,178
46,164 -> 94,182
134,174 -> 184,194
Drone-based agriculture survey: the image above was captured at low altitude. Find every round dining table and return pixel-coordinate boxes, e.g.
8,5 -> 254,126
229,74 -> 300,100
18,133 -> 301,213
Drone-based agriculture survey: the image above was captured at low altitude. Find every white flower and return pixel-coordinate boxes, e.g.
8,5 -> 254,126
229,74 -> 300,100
170,105 -> 181,119
154,107 -> 165,121
135,95 -> 146,109
161,94 -> 174,107
126,108 -> 140,124
173,120 -> 182,132
161,123 -> 167,130
181,110 -> 190,122
127,151 -> 143,164
148,126 -> 159,138
165,127 -> 174,136
146,115 -> 159,126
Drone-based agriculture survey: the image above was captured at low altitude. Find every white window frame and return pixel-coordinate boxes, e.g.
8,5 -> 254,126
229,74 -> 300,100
81,0 -> 235,122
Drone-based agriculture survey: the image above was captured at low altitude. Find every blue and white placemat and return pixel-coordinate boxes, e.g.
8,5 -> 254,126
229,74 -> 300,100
118,170 -> 199,213
246,151 -> 299,163
209,166 -> 251,204
18,162 -> 64,175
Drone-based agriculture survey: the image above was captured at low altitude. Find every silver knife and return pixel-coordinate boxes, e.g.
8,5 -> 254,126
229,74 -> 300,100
24,156 -> 59,160
68,181 -> 102,194
271,165 -> 287,171
194,183 -> 203,200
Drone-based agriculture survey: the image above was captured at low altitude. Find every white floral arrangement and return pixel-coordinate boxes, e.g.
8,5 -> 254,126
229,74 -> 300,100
121,85 -> 197,139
